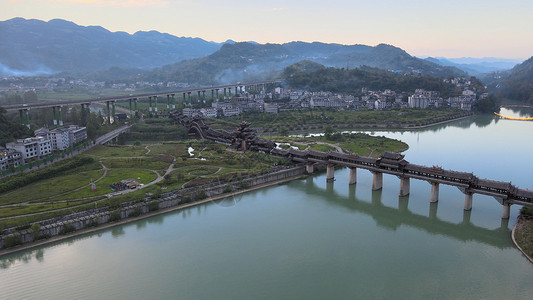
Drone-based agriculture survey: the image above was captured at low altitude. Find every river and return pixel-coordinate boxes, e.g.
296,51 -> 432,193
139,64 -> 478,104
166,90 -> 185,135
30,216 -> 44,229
1,108 -> 533,299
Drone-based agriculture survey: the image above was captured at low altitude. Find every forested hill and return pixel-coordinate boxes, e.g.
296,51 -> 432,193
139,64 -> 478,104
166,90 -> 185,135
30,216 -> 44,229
489,56 -> 533,104
0,106 -> 32,146
282,61 -> 472,96
144,42 -> 466,85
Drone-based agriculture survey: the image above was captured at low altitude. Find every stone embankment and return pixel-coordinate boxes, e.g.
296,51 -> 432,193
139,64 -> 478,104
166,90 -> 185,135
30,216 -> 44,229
0,165 -> 306,251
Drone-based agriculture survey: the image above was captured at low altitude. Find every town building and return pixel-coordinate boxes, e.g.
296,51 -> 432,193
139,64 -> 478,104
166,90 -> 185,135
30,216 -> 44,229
6,136 -> 52,163
0,147 -> 22,171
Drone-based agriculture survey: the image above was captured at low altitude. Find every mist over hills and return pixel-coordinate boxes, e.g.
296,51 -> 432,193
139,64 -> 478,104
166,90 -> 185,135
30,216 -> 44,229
425,57 -> 522,76
145,42 -> 467,85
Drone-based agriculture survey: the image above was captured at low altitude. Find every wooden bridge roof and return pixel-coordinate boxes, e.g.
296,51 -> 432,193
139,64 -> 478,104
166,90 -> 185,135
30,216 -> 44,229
380,151 -> 405,160
404,164 -> 475,180
475,179 -> 513,191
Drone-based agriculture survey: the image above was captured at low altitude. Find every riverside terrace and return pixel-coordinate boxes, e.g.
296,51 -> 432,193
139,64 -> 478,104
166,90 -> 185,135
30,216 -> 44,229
171,113 -> 533,219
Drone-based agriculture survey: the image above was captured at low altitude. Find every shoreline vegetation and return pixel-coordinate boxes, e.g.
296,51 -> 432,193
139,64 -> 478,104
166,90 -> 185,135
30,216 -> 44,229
513,209 -> 533,262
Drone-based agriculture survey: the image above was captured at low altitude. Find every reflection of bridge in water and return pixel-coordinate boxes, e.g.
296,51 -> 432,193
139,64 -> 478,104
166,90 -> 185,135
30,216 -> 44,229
292,177 -> 512,249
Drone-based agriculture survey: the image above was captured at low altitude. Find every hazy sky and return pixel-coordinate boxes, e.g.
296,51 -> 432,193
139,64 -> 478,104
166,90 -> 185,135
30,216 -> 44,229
2,0 -> 532,59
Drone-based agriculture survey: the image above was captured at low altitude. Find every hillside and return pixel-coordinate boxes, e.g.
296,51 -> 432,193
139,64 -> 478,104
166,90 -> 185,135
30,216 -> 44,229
0,18 -> 222,76
0,106 -> 32,146
488,56 -> 533,103
145,42 -> 465,85
425,57 -> 521,75
282,61 -> 461,96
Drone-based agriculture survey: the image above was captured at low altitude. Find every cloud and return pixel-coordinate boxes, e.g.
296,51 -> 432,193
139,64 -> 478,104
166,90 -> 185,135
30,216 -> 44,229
54,0 -> 169,7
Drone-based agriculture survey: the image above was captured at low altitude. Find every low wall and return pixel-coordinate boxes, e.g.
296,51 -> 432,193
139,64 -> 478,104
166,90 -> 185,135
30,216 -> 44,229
0,165 -> 306,250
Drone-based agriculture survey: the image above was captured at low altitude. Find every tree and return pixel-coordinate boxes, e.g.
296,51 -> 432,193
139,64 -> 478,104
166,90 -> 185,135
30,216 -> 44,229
324,125 -> 335,139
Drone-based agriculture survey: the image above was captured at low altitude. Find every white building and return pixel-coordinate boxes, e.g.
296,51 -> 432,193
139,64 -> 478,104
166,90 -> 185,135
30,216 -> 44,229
408,95 -> 430,109
263,102 -> 279,114
34,125 -> 87,151
200,107 -> 218,118
0,147 -> 22,170
6,136 -> 52,163
222,107 -> 241,117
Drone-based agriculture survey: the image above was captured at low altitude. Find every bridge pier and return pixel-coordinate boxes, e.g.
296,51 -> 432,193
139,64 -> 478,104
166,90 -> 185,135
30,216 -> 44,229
399,177 -> 410,197
171,94 -> 176,109
187,92 -> 192,105
112,101 -> 116,122
464,192 -> 473,211
183,93 -> 186,107
326,164 -> 335,181
429,202 -> 438,219
148,96 -> 153,118
128,99 -> 133,119
462,210 -> 471,224
349,167 -> 357,185
58,106 -> 63,126
106,101 -> 111,124
306,163 -> 314,174
234,86 -> 238,95
399,197 -> 409,213
372,171 -> 383,190
19,109 -> 30,128
134,98 -> 138,115
52,106 -> 57,127
166,95 -> 170,110
502,202 -> 511,219
154,96 -> 158,117
430,182 -> 439,203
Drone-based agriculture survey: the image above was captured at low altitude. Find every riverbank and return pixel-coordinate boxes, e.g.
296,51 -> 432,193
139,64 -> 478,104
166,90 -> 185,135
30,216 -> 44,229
0,166 -> 307,256
512,218 -> 533,263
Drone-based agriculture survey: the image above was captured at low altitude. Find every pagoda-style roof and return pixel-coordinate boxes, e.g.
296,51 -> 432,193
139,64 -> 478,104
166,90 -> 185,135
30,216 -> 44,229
380,151 -> 404,161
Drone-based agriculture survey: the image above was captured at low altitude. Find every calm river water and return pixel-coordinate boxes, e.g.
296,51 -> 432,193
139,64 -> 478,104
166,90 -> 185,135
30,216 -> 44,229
1,108 -> 533,299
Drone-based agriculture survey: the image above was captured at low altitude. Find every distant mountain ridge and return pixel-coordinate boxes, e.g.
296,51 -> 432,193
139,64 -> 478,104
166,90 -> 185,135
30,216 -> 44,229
0,18 -> 223,76
1,17 -> 465,81
146,42 -> 466,85
424,57 -> 522,75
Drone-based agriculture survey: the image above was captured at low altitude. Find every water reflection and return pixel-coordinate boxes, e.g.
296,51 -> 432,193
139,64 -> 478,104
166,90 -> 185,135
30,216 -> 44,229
0,248 -> 44,269
295,177 -> 512,249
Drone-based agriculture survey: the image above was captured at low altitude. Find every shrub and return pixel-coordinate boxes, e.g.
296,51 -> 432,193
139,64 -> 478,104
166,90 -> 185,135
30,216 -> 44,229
109,209 -> 122,222
31,223 -> 41,240
148,201 -> 159,212
60,223 -> 76,235
3,231 -> 22,248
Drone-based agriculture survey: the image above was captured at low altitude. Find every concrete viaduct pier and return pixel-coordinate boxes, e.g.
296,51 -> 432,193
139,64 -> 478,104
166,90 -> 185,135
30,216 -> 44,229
4,81 -> 279,128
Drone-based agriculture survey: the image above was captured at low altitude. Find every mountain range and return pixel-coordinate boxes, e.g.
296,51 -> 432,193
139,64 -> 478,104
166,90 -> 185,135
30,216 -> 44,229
0,18 -> 222,76
1,18 -> 470,81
